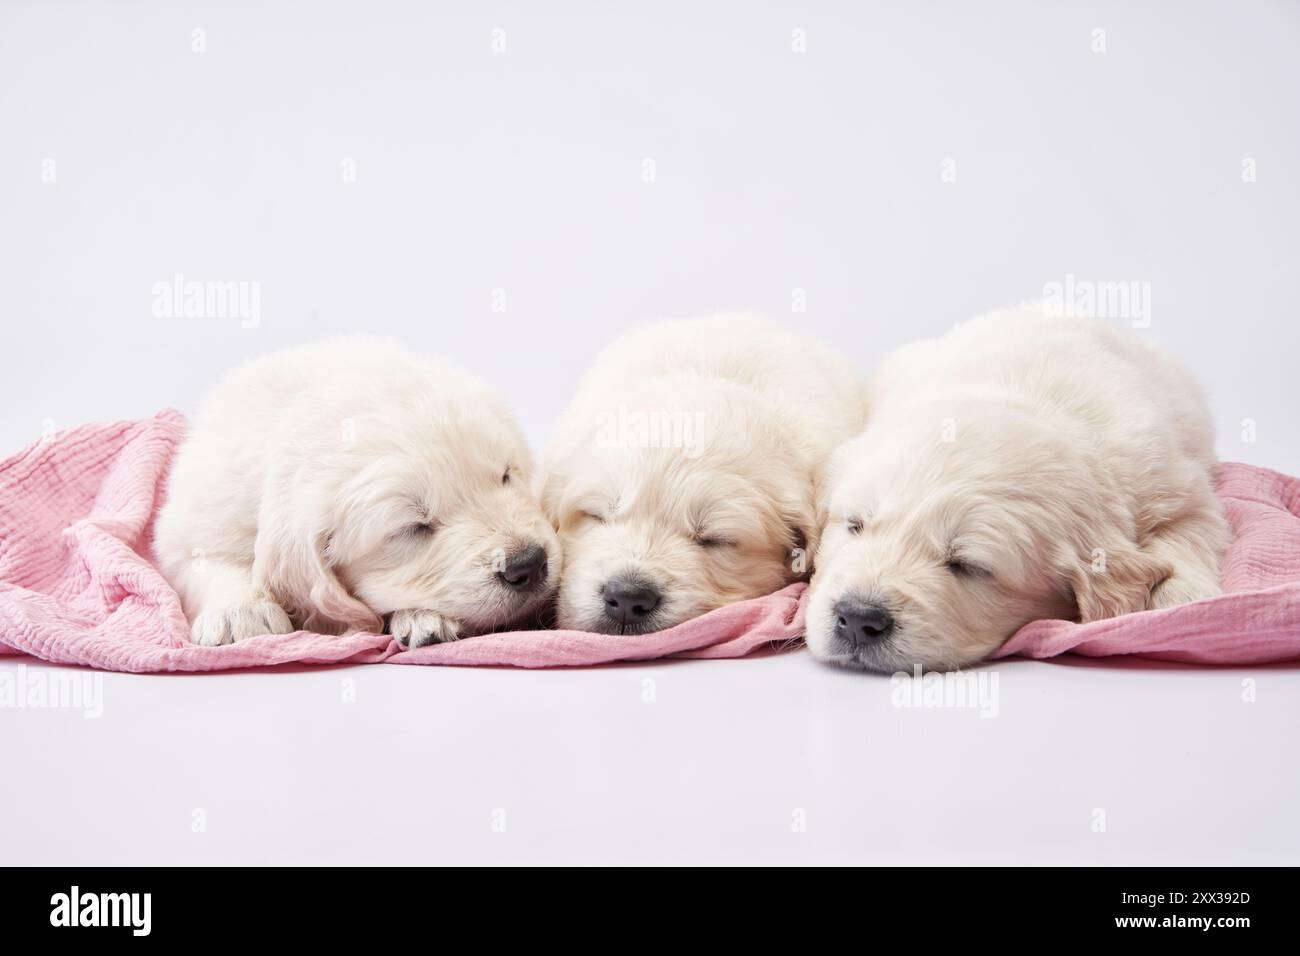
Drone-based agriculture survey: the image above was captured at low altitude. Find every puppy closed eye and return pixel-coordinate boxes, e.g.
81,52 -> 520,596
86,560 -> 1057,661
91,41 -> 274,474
846,516 -> 864,535
694,533 -> 736,549
945,557 -> 989,578
400,521 -> 437,540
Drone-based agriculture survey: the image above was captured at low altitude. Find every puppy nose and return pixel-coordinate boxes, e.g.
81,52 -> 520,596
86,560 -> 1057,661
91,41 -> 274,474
497,543 -> 547,591
833,597 -> 893,646
601,578 -> 662,625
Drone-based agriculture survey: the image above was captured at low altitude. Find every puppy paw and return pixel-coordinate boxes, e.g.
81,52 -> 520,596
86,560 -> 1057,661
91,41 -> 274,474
191,600 -> 294,646
388,609 -> 462,648
1148,573 -> 1221,610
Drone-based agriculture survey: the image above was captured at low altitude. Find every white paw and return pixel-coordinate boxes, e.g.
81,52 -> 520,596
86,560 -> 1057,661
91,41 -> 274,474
191,600 -> 294,646
1149,572 -> 1221,610
388,609 -> 461,648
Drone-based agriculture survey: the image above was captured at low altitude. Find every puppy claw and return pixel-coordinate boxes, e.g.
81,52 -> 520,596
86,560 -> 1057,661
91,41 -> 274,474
191,600 -> 294,646
388,609 -> 462,648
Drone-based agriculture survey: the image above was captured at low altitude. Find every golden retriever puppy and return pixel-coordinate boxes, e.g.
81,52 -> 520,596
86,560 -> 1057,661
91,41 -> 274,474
539,315 -> 869,634
155,339 -> 558,647
807,304 -> 1230,673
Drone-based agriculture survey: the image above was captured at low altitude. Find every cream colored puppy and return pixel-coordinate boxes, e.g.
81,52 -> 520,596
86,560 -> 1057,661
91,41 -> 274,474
807,304 -> 1230,673
155,339 -> 559,647
539,315 -> 869,634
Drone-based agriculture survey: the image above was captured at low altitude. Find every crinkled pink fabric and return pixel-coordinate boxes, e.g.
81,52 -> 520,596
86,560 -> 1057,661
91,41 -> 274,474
2,412 -> 1297,674
0,412 -> 804,673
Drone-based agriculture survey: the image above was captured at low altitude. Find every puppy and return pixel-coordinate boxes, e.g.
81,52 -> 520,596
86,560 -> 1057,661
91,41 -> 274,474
807,304 -> 1230,673
539,315 -> 869,634
154,339 -> 559,647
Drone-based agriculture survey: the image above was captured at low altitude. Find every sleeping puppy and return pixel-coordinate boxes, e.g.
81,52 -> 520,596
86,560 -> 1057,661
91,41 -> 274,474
807,303 -> 1230,673
539,315 -> 869,634
155,339 -> 559,647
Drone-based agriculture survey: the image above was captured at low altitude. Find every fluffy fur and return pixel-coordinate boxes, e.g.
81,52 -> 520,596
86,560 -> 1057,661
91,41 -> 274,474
154,339 -> 559,647
807,304 -> 1230,673
539,315 -> 869,634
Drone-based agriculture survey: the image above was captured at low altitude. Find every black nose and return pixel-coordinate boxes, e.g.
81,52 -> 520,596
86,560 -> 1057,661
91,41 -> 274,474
833,597 -> 893,647
497,543 -> 547,591
601,578 -> 662,626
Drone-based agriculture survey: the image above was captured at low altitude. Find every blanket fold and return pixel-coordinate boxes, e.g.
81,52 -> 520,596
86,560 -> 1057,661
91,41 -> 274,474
1,412 -> 1297,673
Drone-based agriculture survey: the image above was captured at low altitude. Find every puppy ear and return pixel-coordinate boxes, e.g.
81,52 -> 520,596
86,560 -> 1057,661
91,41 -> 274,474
776,479 -> 822,580
787,523 -> 817,578
254,507 -> 382,635
536,466 -> 567,529
303,531 -> 383,634
1065,540 -> 1164,623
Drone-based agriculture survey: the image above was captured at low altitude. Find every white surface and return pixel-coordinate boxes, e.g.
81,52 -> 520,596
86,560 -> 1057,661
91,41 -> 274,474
2,1 -> 1299,865
3,652 -> 1298,865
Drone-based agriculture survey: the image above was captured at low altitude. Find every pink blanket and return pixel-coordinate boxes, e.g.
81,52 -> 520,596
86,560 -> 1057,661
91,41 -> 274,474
1,412 -> 1296,673
0,412 -> 804,673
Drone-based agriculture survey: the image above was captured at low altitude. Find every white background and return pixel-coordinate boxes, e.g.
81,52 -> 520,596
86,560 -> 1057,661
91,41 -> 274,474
2,1 -> 1298,864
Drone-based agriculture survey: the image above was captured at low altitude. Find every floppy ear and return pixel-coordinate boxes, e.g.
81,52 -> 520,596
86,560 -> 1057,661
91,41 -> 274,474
302,531 -> 382,634
254,501 -> 382,635
536,465 -> 568,530
776,478 -> 822,580
1065,540 -> 1165,623
787,523 -> 816,579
